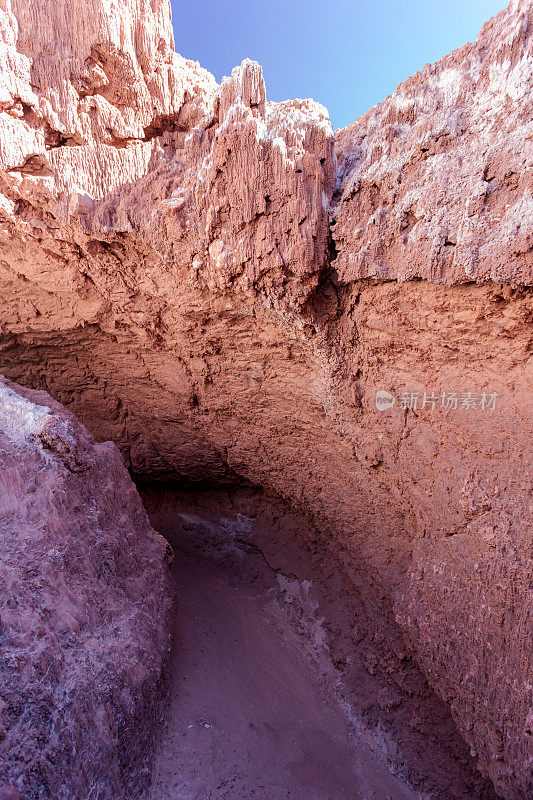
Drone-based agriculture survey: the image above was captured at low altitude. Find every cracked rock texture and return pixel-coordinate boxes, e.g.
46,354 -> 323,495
333,0 -> 533,285
0,377 -> 173,800
0,1 -> 531,799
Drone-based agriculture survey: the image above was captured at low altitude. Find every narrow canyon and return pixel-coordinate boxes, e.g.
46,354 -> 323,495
0,1 -> 531,799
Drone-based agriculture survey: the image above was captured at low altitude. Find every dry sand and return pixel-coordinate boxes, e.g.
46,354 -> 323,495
144,492 -> 416,800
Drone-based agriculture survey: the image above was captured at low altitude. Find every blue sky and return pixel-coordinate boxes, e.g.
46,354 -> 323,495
171,0 -> 507,130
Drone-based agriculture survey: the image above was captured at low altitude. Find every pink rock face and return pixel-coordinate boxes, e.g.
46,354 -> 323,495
0,1 -> 531,799
333,0 -> 533,286
0,0 -> 216,181
0,377 -> 173,799
89,58 -> 335,311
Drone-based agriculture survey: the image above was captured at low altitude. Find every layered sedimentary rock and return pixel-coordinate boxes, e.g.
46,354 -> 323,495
0,377 -> 173,799
331,3 -> 533,796
0,0 -> 531,799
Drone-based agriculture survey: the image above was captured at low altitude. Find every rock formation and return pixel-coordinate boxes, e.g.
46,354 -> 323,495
0,377 -> 173,799
333,0 -> 532,286
0,0 -> 531,798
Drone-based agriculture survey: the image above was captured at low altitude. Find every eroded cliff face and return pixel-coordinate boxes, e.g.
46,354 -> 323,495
0,377 -> 173,800
333,0 -> 532,286
0,1 -> 531,798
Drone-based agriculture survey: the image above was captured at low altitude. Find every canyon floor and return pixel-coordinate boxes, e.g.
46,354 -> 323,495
141,484 -> 487,800
148,552 -> 415,800
143,487 -> 416,800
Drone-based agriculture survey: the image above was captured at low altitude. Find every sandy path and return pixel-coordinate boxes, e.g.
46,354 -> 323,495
146,516 -> 416,800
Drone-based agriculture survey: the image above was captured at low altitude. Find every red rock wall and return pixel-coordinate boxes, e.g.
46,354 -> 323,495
0,377 -> 173,800
333,0 -> 532,286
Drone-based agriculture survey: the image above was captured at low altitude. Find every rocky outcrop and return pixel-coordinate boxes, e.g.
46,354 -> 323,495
333,0 -> 532,286
330,6 -> 533,796
0,0 -> 216,185
0,1 -> 531,799
0,377 -> 173,799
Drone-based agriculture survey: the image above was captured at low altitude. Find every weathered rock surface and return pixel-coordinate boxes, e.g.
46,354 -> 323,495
0,376 -> 173,799
333,0 -> 533,286
0,1 -> 531,799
